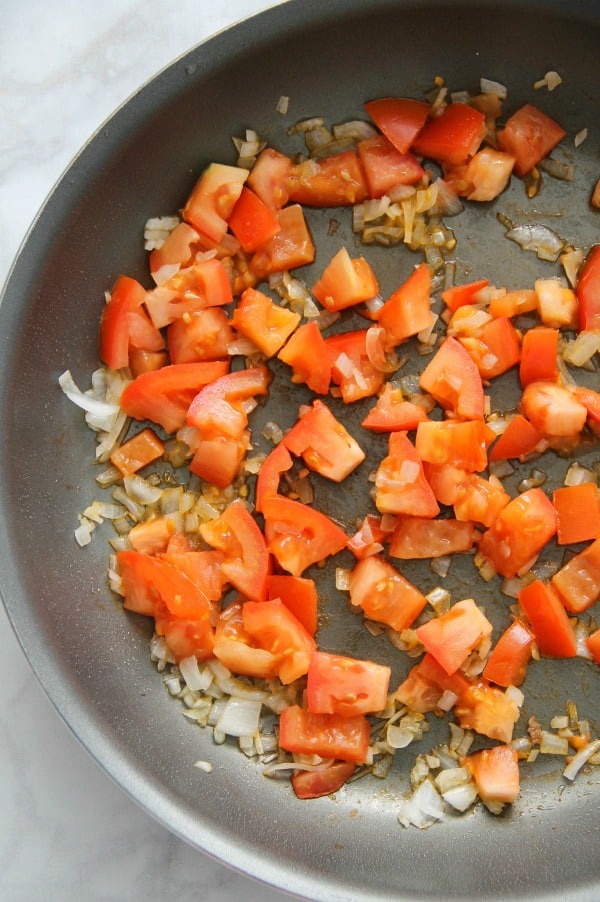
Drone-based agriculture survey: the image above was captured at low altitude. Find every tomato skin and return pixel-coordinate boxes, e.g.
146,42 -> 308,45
288,150 -> 368,207
99,275 -> 151,371
227,186 -> 281,253
348,554 -> 427,631
278,705 -> 371,764
231,286 -> 301,358
374,431 -> 440,517
478,487 -> 556,579
552,483 -> 600,546
419,336 -> 484,420
199,500 -> 270,602
267,574 -> 318,636
307,651 -> 391,717
586,627 -> 600,666
518,579 -> 577,657
482,619 -> 535,688
364,96 -> 430,154
416,598 -> 492,675
389,516 -> 475,560
464,746 -> 520,805
376,263 -> 433,346
488,413 -> 543,462
576,245 -> 600,331
454,680 -> 521,743
357,134 -> 425,197
291,761 -> 356,799
283,399 -> 366,482
551,537 -> 600,613
262,496 -> 348,577
312,247 -> 379,312
497,103 -> 566,177
411,103 -> 487,166
242,599 -> 316,684
277,321 -> 332,395
120,361 -> 230,433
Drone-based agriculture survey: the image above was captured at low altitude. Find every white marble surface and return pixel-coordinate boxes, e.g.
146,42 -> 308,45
0,3 -> 296,900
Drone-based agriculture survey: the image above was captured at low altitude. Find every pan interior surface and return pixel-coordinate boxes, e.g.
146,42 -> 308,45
1,2 -> 600,900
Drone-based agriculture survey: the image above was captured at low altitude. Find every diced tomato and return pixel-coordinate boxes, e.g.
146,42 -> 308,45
482,619 -> 535,688
454,147 -> 515,201
497,103 -> 566,177
213,600 -> 278,680
242,598 -> 316,684
199,499 -> 270,601
153,606 -> 216,662
277,321 -> 332,395
119,360 -> 230,433
416,598 -> 492,675
488,288 -> 538,319
478,487 -> 556,579
348,554 -> 427,632
306,651 -> 391,717
519,326 -> 559,387
290,761 -> 356,799
282,399 -> 365,482
535,278 -> 577,329
246,147 -> 293,210
419,336 -> 485,420
110,427 -> 165,477
453,473 -> 510,528
395,653 -> 471,713
357,134 -> 425,197
376,263 -> 433,347
182,161 -> 248,243
415,420 -> 489,472
552,483 -> 600,546
144,257 -> 233,329
441,278 -> 490,313
411,103 -> 487,166
464,746 -> 520,805
99,275 -> 154,371
374,431 -> 439,517
127,348 -> 168,377
551,537 -> 600,613
459,316 -> 521,381
324,329 -> 385,402
227,186 -> 281,253
163,549 -> 225,603
518,579 -> 577,657
231,286 -> 300,358
454,680 -> 521,743
148,222 -> 203,277
267,574 -> 319,636
488,413 -> 544,462
250,204 -> 315,278
422,462 -> 468,506
389,516 -> 475,560
186,366 -> 271,438
167,307 -> 234,364
128,518 -> 176,555
347,514 -> 392,560
576,245 -> 600,331
254,442 -> 294,513
261,495 -> 348,576
287,150 -> 368,207
312,247 -> 379,312
520,381 -> 587,440
361,383 -> 429,433
278,705 -> 371,764
364,96 -> 430,154
117,550 -> 214,622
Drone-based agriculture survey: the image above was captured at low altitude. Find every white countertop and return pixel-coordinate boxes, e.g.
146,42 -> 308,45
0,3 -> 294,900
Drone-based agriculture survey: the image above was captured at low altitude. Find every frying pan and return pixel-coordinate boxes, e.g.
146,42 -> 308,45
1,1 -> 600,899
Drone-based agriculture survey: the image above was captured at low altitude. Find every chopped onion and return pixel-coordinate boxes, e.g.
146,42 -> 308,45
539,731 -> 570,756
365,325 -> 400,373
480,77 -> 508,99
533,70 -> 562,91
564,461 -> 596,486
563,738 -> 600,781
562,330 -> 600,367
398,778 -> 446,829
179,656 -> 213,692
214,696 -> 262,738
503,221 -> 566,262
